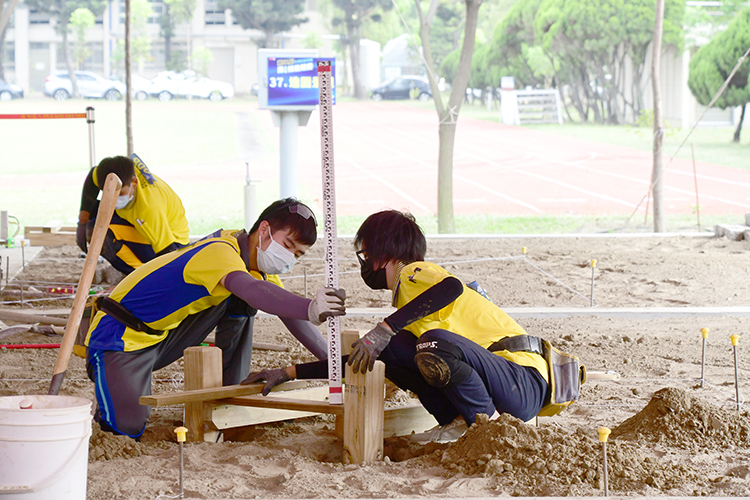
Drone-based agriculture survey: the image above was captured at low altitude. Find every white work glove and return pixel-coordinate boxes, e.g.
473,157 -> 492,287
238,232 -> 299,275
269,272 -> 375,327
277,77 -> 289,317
307,287 -> 346,325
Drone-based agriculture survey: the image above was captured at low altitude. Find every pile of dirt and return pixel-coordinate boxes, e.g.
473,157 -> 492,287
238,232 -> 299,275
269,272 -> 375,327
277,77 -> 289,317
612,386 -> 750,451
89,422 -> 171,461
440,411 -> 699,496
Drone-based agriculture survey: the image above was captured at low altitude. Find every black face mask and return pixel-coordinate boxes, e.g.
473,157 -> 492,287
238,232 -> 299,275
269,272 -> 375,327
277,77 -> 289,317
358,252 -> 389,290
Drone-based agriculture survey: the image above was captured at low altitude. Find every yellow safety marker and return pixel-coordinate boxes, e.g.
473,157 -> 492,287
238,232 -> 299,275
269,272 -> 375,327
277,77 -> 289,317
731,335 -> 741,411
590,259 -> 597,307
700,328 -> 709,388
175,427 -> 188,499
521,246 -> 527,256
598,427 -> 611,496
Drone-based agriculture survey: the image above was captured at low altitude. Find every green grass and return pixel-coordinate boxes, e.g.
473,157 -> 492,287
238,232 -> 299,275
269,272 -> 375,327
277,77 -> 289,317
1,96 -> 744,237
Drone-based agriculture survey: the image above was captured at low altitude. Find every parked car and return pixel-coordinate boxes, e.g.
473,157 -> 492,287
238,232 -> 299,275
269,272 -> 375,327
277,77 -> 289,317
149,70 -> 234,102
109,74 -> 153,101
44,71 -> 126,101
370,76 -> 432,101
0,78 -> 24,101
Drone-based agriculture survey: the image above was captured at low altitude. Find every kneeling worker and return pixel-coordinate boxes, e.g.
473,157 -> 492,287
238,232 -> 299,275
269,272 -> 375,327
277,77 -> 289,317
244,209 -> 551,444
76,154 -> 190,275
83,198 -> 346,438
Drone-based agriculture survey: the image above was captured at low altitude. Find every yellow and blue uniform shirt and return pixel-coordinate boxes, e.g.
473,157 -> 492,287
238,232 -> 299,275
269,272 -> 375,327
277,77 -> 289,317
85,230 -> 282,352
92,155 -> 189,253
393,261 -> 548,382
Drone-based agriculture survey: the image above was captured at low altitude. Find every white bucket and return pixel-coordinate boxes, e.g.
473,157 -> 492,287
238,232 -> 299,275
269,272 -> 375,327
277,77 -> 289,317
0,395 -> 92,500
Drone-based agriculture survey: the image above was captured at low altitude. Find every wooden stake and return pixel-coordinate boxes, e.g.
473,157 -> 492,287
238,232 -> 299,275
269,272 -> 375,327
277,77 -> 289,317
343,360 -> 385,464
49,173 -> 122,395
184,346 -> 223,442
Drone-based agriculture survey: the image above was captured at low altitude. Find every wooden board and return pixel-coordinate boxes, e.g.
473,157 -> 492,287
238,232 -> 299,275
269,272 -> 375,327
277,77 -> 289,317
24,226 -> 77,247
139,380 -> 310,407
211,386 -> 339,429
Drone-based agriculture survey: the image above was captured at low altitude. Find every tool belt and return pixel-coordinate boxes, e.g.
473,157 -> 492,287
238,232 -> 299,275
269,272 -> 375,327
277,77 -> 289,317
94,296 -> 165,336
488,334 -> 586,417
488,335 -> 544,355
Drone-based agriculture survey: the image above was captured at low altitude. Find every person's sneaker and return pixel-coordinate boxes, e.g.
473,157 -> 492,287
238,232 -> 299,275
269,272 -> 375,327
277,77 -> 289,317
409,417 -> 468,444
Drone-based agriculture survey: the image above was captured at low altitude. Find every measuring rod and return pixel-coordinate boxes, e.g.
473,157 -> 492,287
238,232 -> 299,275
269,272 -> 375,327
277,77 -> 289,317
318,60 -> 343,405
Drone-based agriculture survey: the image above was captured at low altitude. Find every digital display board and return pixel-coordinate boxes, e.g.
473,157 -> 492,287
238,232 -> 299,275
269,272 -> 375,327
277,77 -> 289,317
267,57 -> 336,107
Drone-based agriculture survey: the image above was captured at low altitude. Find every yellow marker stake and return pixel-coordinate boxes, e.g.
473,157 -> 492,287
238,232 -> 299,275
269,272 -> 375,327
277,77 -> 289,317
590,259 -> 597,307
598,427 -> 611,497
700,328 -> 709,388
731,335 -> 741,411
175,427 -> 188,498
521,247 -> 527,256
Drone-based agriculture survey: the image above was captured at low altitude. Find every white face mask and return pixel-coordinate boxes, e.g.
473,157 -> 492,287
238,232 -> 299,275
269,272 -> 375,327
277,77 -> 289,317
115,193 -> 134,209
256,228 -> 297,275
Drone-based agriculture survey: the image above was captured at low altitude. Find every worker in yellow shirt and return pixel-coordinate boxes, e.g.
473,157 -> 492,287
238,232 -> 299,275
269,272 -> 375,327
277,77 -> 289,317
76,154 -> 190,274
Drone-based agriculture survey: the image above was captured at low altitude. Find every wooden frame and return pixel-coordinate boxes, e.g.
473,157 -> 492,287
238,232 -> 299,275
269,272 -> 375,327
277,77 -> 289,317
139,332 -> 438,463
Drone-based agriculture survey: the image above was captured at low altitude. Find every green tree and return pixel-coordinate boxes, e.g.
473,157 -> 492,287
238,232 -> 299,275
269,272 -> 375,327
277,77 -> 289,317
0,0 -> 21,78
24,0 -> 106,97
111,0 -> 153,74
164,0 -> 196,70
70,7 -> 94,69
488,0 -> 683,124
191,46 -> 212,76
487,0 -> 545,92
687,8 -> 750,143
218,0 -> 307,48
331,0 -> 393,99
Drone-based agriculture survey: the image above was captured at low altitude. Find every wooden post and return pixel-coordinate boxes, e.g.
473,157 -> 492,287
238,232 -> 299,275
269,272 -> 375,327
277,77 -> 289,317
184,346 -> 223,442
343,360 -> 385,464
334,330 -> 364,437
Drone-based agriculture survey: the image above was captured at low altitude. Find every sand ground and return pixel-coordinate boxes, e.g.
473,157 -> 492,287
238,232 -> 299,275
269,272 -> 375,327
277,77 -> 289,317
2,233 -> 750,498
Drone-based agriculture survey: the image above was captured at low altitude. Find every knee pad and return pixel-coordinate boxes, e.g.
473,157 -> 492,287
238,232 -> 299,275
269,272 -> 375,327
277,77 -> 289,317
414,336 -> 472,388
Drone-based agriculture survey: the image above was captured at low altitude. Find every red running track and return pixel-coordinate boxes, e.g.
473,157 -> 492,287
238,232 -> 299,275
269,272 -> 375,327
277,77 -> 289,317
282,101 -> 750,218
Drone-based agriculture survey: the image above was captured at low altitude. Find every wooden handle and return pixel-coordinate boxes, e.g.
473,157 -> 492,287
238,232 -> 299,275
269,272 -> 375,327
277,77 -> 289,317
49,172 -> 122,395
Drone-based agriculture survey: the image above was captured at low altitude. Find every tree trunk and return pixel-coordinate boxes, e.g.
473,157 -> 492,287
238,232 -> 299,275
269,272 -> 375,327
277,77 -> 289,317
416,0 -> 481,233
733,103 -> 746,143
0,0 -> 20,42
347,20 -> 365,99
61,28 -> 81,98
651,0 -> 665,232
161,7 -> 172,68
0,0 -> 20,79
125,0 -> 133,155
0,26 -> 6,79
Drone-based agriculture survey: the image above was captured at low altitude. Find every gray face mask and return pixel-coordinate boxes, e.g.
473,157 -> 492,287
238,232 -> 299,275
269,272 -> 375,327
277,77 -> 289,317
115,193 -> 134,209
256,229 -> 297,275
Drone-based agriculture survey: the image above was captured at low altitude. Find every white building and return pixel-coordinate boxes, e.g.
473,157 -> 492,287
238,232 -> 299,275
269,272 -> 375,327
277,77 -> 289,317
2,0 -> 336,95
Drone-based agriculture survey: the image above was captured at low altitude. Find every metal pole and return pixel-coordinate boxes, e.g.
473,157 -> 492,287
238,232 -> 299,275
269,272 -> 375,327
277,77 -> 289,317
86,107 -> 96,168
700,327 -> 709,388
731,334 -> 741,411
279,111 -> 300,199
598,427 -> 611,496
175,426 -> 187,499
590,259 -> 597,307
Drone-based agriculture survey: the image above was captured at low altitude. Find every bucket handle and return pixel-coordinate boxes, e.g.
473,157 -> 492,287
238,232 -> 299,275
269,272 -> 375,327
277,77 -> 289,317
0,431 -> 90,494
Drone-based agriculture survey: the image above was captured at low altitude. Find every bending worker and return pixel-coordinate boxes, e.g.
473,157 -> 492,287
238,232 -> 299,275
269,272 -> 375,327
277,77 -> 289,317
77,154 -> 189,275
83,198 -> 346,438
244,209 -> 549,444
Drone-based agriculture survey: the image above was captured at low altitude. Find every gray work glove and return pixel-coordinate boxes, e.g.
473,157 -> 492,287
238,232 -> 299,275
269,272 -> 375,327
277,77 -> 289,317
347,322 -> 394,374
241,368 -> 292,396
307,287 -> 346,325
